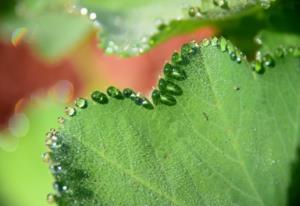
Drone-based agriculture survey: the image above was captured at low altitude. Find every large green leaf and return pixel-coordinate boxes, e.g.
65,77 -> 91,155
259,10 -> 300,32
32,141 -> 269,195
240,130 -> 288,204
47,38 -> 300,205
75,0 -> 272,56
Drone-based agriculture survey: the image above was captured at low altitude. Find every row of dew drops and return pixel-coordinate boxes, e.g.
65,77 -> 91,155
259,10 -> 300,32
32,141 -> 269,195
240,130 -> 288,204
42,127 -> 67,204
69,0 -> 274,56
42,35 -> 299,204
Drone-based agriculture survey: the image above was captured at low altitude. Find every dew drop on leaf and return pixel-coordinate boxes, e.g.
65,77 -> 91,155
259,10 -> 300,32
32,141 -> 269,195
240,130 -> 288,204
219,37 -> 227,52
50,164 -> 63,175
91,91 -> 108,104
57,116 -> 65,124
251,60 -> 263,73
47,193 -> 56,204
42,152 -> 51,164
75,97 -> 88,109
202,38 -> 210,47
53,182 -> 68,194
151,89 -> 161,105
229,52 -> 237,61
164,63 -> 187,81
262,54 -> 275,68
158,79 -> 183,96
64,107 -> 76,117
123,88 -> 135,98
160,94 -> 177,106
107,86 -> 124,99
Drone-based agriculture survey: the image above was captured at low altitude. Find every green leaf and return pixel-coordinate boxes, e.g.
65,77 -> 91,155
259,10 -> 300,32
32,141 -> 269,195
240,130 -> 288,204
47,38 -> 300,205
0,98 -> 65,206
76,0 -> 270,56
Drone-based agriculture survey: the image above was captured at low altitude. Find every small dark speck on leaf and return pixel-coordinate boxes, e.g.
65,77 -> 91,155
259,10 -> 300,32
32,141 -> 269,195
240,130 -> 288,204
234,86 -> 240,91
203,112 -> 209,121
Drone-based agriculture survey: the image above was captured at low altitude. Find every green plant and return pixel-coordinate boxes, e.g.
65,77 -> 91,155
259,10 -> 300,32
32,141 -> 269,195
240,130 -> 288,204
41,0 -> 300,205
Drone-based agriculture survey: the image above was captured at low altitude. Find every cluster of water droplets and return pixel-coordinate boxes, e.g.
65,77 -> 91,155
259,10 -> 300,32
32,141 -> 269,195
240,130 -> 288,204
251,44 -> 300,73
42,127 -> 70,204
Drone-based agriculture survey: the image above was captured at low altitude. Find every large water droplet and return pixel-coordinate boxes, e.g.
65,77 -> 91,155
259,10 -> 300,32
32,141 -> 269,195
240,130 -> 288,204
181,42 -> 198,57
107,86 -> 123,99
262,54 -> 275,68
91,91 -> 108,104
229,51 -> 237,61
142,98 -> 154,110
160,94 -> 177,106
151,89 -> 161,105
123,88 -> 135,98
75,98 -> 87,109
219,37 -> 227,52
164,63 -> 187,81
64,107 -> 76,117
158,79 -> 183,96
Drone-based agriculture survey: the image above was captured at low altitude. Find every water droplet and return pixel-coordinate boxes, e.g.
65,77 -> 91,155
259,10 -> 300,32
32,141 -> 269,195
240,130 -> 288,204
91,91 -> 108,104
57,117 -> 65,124
211,37 -> 219,46
275,47 -> 285,58
181,42 -> 197,57
75,98 -> 87,109
132,95 -> 144,106
213,0 -> 227,7
123,88 -> 135,98
219,37 -> 227,52
164,63 -> 187,81
142,98 -> 154,110
188,7 -> 196,17
172,52 -> 182,64
47,193 -> 56,204
255,37 -> 263,45
155,19 -> 167,31
45,132 -> 62,149
42,152 -> 51,163
234,86 -> 240,91
160,94 -> 177,106
80,7 -> 88,15
50,164 -> 63,175
202,39 -> 210,47
229,52 -> 237,61
251,60 -> 263,73
64,107 -> 76,117
158,79 -> 183,96
53,182 -> 68,193
89,12 -> 97,20
107,86 -> 123,99
262,54 -> 275,67
151,89 -> 161,105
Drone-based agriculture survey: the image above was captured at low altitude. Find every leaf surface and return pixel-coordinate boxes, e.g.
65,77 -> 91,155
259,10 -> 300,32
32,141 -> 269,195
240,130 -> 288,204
48,38 -> 300,206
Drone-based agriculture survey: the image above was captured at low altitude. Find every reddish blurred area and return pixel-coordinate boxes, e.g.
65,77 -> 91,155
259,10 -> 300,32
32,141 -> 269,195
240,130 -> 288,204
0,27 -> 214,131
0,41 -> 82,130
